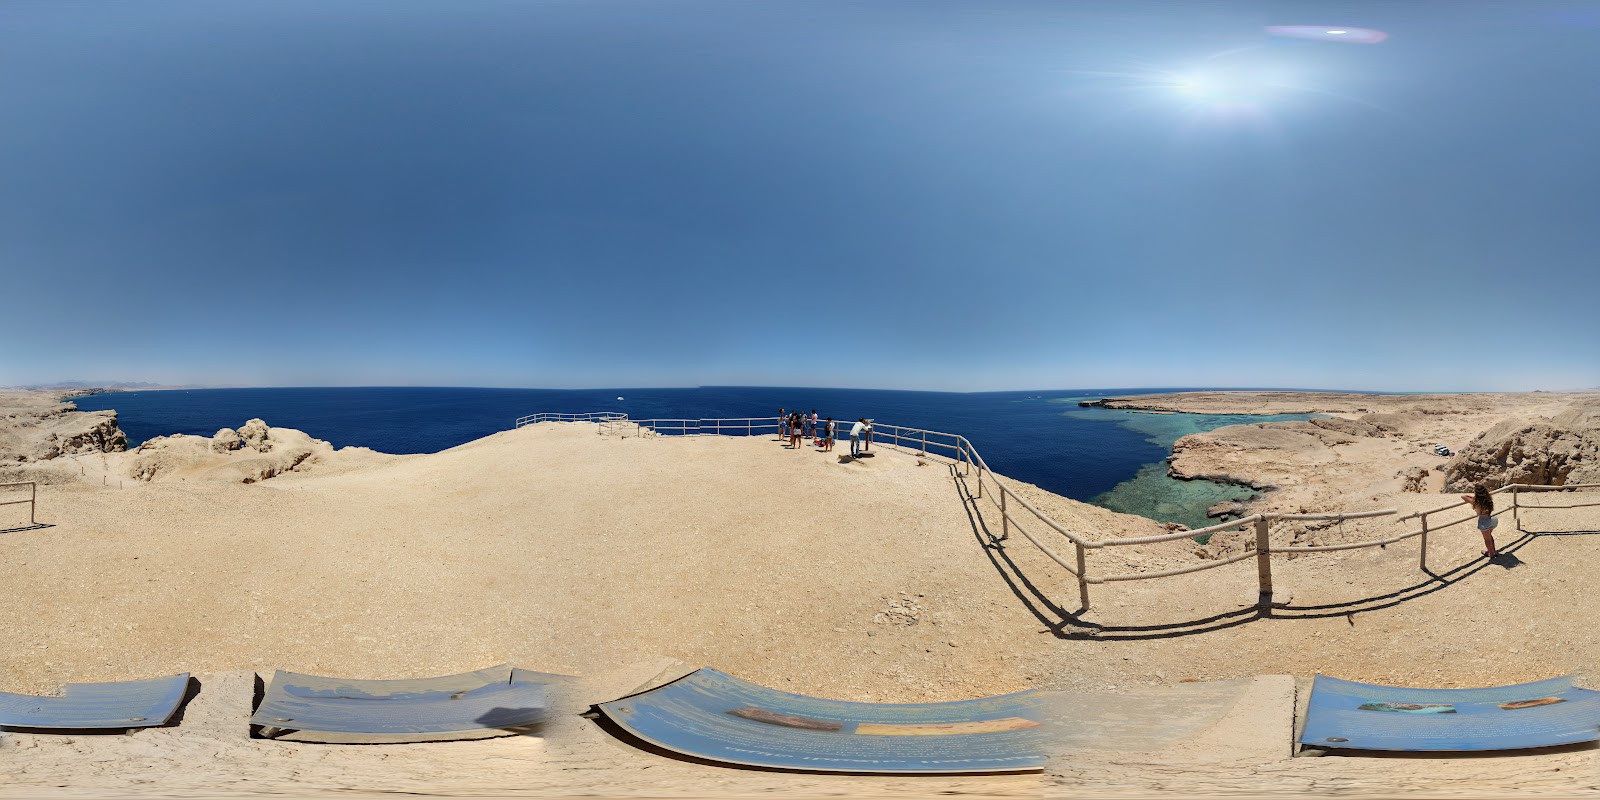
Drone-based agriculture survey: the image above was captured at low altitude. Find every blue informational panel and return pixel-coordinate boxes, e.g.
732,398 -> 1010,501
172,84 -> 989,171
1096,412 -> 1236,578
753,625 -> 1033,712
1301,674 -> 1600,751
0,673 -> 190,730
252,664 -> 566,741
596,668 -> 1051,773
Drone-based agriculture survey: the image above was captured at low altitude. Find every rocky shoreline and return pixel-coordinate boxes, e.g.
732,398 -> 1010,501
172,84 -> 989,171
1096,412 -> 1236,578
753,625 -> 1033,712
0,389 -> 127,480
1078,390 -> 1600,550
0,389 -> 390,486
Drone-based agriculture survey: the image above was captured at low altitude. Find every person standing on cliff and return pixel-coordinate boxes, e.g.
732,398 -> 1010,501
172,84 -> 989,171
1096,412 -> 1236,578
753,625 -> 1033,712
1462,484 -> 1499,558
823,416 -> 836,452
849,418 -> 866,458
777,408 -> 787,441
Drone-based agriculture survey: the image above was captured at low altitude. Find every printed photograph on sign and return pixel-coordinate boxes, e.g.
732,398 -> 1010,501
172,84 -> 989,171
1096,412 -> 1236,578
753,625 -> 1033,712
1499,697 -> 1567,711
1358,702 -> 1457,714
854,718 -> 1043,737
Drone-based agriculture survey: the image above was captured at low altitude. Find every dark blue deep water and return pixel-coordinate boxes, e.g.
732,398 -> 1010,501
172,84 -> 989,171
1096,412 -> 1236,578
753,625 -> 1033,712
73,386 -> 1315,527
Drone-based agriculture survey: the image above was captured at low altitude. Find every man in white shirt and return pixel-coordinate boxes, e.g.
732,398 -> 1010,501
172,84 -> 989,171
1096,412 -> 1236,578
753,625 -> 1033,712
849,418 -> 866,458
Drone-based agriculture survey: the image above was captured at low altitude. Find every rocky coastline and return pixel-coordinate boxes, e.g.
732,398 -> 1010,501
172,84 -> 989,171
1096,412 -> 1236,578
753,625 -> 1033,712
0,389 -> 390,486
0,389 -> 127,479
1079,390 -> 1600,551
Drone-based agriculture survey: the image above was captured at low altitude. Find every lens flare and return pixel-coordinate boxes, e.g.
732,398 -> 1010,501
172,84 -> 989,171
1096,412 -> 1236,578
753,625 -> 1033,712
1265,25 -> 1388,44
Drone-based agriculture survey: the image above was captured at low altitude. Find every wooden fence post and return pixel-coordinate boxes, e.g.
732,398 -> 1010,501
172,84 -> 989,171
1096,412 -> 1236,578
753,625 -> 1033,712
999,488 -> 1009,542
1075,542 -> 1090,610
1419,512 -> 1429,571
1255,516 -> 1273,609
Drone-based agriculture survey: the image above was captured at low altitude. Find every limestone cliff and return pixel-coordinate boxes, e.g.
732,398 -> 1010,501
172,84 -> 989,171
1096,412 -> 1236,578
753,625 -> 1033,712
0,392 -> 127,464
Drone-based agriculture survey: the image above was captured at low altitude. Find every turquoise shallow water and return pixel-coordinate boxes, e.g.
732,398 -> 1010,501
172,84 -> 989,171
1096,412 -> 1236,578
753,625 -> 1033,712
1056,401 -> 1321,531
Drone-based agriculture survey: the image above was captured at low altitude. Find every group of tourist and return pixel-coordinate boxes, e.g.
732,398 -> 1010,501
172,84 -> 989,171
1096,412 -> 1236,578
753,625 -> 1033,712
776,409 -> 873,457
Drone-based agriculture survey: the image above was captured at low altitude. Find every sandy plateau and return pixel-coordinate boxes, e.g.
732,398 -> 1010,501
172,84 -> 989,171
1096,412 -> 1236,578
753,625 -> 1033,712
1,389 -> 1599,797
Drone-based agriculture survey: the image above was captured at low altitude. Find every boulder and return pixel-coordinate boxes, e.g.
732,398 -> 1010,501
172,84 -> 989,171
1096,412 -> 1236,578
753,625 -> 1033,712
239,418 -> 272,452
212,428 -> 243,453
1398,466 -> 1429,493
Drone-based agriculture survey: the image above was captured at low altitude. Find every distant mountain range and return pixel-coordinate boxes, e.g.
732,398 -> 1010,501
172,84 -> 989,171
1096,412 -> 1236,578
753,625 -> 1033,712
2,381 -> 206,391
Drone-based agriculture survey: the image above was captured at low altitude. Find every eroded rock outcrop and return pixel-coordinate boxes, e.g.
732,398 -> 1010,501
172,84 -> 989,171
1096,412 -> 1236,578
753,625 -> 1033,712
211,427 -> 243,453
1444,402 -> 1600,491
0,393 -> 127,465
238,418 -> 271,452
128,420 -> 327,484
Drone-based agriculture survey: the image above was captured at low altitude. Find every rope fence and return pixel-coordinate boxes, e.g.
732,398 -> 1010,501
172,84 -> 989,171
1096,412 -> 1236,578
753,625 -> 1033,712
514,411 -> 1599,612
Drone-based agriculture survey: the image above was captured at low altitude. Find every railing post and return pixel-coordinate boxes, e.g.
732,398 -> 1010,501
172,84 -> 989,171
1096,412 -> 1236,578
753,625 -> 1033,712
1512,485 -> 1520,530
999,487 -> 1009,542
1418,512 -> 1429,571
1075,542 -> 1090,610
30,481 -> 36,525
921,431 -> 927,455
1254,516 -> 1273,609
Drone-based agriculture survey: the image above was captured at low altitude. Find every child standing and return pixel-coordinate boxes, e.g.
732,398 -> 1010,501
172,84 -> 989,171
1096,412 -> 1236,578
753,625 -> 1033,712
1461,484 -> 1499,558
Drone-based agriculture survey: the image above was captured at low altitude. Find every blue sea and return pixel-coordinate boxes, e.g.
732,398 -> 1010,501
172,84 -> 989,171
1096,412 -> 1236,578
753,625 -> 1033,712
73,386 -> 1318,529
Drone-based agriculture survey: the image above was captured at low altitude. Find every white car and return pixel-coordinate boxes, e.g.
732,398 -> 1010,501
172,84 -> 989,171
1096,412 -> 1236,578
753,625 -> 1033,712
1433,444 -> 1452,457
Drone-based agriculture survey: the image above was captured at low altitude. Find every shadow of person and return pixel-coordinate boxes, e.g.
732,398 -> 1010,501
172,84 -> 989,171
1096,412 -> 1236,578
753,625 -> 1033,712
1489,552 -> 1524,569
473,707 -> 551,738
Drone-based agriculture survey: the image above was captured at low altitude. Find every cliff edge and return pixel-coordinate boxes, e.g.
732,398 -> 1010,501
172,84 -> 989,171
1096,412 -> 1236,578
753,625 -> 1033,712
0,391 -> 126,474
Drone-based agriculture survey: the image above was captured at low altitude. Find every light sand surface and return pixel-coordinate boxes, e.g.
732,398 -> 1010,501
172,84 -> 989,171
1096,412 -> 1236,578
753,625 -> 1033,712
0,423 -> 1180,703
3,401 -> 1599,796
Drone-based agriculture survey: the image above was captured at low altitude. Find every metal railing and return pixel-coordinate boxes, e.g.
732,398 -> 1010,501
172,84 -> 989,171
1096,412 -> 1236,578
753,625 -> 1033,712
633,417 -> 783,437
514,411 -> 628,428
1,481 -> 37,527
516,411 -> 1599,612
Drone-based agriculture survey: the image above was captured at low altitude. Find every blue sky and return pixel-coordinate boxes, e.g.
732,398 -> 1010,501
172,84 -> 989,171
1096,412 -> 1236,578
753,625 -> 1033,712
4,0 -> 1597,392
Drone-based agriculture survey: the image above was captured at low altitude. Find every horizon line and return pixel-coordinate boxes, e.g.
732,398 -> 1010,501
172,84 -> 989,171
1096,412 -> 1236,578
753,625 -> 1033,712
30,383 -> 1600,396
